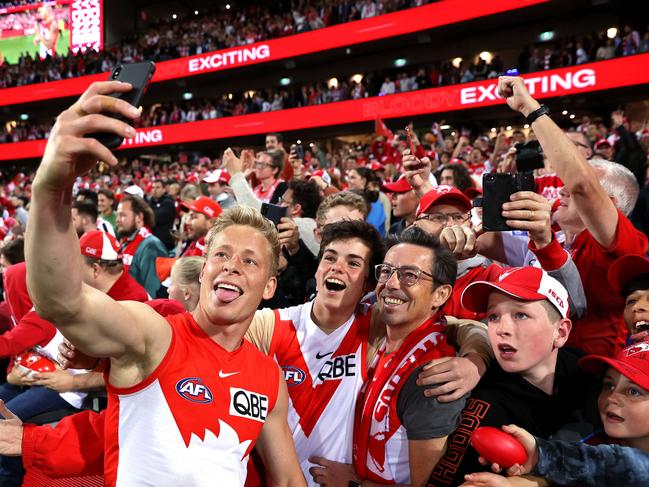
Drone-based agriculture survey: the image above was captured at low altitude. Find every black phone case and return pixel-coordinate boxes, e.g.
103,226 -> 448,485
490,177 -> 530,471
261,203 -> 288,226
482,172 -> 535,232
87,61 -> 156,150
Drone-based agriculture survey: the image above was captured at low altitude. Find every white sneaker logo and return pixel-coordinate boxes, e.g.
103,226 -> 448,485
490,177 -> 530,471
219,370 -> 239,379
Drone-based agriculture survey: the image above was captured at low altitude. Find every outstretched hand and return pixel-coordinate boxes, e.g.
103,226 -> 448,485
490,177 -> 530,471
37,81 -> 141,189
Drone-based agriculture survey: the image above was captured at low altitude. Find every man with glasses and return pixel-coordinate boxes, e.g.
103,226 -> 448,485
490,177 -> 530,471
251,150 -> 287,204
410,185 -> 504,321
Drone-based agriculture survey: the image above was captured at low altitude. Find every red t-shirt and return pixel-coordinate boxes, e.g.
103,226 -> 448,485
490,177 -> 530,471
567,210 -> 648,356
107,270 -> 149,301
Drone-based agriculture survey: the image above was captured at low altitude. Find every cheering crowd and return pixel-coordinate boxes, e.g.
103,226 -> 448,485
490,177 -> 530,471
0,72 -> 643,487
4,22 -> 649,144
0,0 -> 431,89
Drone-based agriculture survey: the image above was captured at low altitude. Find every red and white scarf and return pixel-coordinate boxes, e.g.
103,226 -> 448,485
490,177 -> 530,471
120,227 -> 152,271
253,178 -> 283,204
352,314 -> 454,483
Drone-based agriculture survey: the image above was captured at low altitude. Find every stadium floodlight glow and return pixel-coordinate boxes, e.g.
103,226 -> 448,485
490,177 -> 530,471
172,13 -> 177,20
506,125 -> 512,131
451,131 -> 456,137
539,31 -> 554,42
20,114 -> 28,121
440,124 -> 451,130
351,74 -> 364,84
524,124 -> 530,129
394,58 -> 407,67
562,110 -> 568,115
479,51 -> 492,62
451,57 -> 462,68
328,77 -> 339,88
194,10 -> 199,15
607,27 -> 617,39
280,77 -> 291,86
491,127 -> 496,133
297,140 -> 302,144
182,92 -> 193,100
569,114 -> 576,119
226,4 -> 231,10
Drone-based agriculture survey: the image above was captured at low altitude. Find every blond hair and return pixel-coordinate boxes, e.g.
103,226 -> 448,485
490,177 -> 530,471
205,206 -> 280,276
315,191 -> 369,227
171,256 -> 205,286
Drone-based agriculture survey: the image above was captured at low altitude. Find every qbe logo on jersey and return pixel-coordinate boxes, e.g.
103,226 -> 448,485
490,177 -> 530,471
176,377 -> 213,404
229,387 -> 269,422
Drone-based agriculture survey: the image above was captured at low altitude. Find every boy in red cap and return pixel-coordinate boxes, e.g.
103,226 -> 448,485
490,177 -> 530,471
465,343 -> 649,486
429,266 -> 600,486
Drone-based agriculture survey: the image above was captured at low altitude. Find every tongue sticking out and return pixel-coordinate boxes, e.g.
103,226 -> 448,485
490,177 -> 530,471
215,288 -> 241,303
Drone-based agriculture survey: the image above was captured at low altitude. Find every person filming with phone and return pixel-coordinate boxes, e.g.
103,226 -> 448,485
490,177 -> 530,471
496,76 -> 647,358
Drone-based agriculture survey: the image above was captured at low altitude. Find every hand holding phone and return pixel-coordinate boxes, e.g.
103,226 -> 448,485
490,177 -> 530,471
482,172 -> 535,231
261,203 -> 288,227
294,143 -> 305,160
86,61 -> 156,150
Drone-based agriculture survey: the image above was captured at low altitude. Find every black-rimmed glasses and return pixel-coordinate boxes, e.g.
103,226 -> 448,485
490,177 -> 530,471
374,263 -> 434,287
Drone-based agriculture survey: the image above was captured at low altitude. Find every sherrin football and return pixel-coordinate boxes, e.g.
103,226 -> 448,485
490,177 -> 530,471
15,351 -> 57,377
470,426 -> 527,468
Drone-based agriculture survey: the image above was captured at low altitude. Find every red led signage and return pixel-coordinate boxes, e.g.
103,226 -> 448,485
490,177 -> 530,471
2,53 -> 646,161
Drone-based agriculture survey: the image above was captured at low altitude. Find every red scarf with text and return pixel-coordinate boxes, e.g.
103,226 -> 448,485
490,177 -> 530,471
120,227 -> 152,271
352,314 -> 454,482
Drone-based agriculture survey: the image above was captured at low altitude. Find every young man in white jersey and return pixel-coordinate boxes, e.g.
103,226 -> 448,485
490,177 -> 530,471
24,81 -> 304,487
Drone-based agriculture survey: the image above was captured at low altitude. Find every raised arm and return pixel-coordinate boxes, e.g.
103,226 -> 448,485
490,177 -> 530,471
25,81 -> 169,360
498,76 -> 618,247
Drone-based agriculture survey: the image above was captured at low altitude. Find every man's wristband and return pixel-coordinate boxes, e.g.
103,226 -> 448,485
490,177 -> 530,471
526,105 -> 550,124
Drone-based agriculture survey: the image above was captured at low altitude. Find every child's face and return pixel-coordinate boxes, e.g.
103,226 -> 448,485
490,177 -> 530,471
598,367 -> 649,448
486,294 -> 565,380
623,289 -> 649,334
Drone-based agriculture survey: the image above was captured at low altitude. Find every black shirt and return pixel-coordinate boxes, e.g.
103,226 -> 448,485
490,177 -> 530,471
429,348 -> 601,486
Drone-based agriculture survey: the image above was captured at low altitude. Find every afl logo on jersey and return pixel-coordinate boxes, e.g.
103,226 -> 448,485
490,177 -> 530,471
282,366 -> 306,386
176,377 -> 213,404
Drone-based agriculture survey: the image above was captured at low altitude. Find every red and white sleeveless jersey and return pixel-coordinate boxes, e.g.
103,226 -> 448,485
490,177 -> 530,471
104,312 -> 279,487
269,301 -> 370,485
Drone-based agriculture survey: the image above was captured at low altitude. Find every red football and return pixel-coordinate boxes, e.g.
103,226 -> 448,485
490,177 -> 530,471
16,352 -> 56,373
470,426 -> 527,468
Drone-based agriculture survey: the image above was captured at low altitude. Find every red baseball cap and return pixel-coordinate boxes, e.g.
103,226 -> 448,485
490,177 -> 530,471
416,185 -> 472,217
80,230 -> 122,261
203,169 -> 231,185
594,139 -> 611,150
382,176 -> 413,194
370,161 -> 385,172
608,255 -> 649,296
579,343 -> 649,390
461,266 -> 569,319
181,196 -> 222,219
